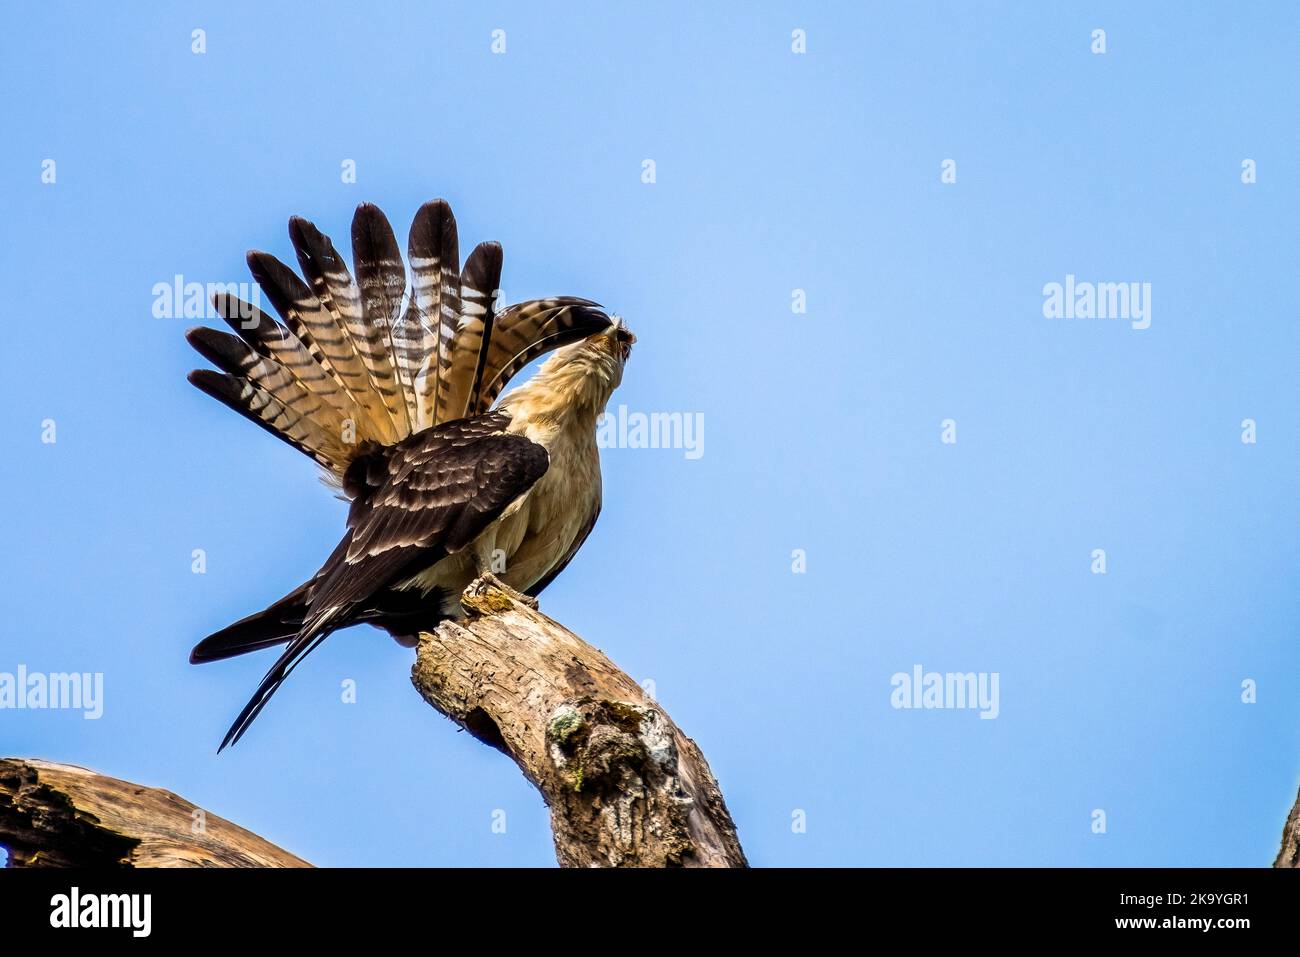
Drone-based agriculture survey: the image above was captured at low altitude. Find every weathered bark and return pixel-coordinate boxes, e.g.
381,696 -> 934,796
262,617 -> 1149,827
412,577 -> 747,867
0,758 -> 308,867
1275,785 -> 1300,867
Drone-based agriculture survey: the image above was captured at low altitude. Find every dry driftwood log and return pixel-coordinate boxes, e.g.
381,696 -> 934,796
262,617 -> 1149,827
0,758 -> 308,867
0,578 -> 745,868
413,577 -> 747,867
1275,785 -> 1300,867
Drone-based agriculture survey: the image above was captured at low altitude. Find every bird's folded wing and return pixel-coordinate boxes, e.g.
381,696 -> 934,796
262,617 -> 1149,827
308,414 -> 549,621
219,412 -> 549,750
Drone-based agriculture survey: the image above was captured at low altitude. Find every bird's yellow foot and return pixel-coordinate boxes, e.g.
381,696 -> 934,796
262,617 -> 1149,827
476,573 -> 540,610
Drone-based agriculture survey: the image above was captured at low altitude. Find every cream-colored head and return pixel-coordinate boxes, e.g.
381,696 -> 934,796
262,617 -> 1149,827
497,318 -> 635,426
549,316 -> 634,389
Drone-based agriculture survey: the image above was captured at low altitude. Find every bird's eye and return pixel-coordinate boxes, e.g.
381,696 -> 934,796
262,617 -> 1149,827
613,326 -> 635,359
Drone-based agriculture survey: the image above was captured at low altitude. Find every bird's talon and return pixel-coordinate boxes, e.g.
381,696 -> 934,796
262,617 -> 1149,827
479,573 -> 539,609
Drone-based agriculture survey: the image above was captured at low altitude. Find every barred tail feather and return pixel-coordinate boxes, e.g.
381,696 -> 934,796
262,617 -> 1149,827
441,241 -> 503,420
403,200 -> 460,430
211,293 -> 348,422
186,327 -> 345,439
246,249 -> 370,424
351,203 -> 412,437
289,215 -> 401,446
188,369 -> 343,470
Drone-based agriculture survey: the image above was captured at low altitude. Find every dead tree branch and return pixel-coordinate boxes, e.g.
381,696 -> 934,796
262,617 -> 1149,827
0,758 -> 308,867
412,577 -> 747,867
1275,784 -> 1300,867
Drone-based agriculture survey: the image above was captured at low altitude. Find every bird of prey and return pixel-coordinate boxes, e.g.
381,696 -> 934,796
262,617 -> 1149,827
186,199 -> 633,750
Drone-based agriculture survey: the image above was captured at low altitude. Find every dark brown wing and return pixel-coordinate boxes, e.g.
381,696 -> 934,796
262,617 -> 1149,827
218,410 -> 547,750
308,412 -> 545,625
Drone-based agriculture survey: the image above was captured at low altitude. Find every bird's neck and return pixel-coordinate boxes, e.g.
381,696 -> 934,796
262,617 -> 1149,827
498,351 -> 617,446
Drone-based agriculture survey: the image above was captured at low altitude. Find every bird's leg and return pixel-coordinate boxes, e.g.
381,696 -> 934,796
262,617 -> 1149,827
474,571 -> 539,610
468,543 -> 539,609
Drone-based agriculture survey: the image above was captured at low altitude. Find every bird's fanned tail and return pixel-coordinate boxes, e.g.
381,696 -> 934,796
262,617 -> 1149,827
186,199 -> 611,479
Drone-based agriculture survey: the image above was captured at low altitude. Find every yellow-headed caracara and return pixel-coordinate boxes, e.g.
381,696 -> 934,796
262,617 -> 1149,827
186,199 -> 633,749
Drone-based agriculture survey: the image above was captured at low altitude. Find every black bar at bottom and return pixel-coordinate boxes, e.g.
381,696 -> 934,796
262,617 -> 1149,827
0,866 -> 1291,941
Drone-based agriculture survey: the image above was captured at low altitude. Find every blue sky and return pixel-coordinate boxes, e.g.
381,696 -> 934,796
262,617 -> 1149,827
2,2 -> 1298,866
